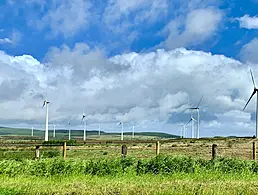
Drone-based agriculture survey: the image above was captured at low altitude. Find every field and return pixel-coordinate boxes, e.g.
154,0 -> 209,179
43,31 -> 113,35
0,127 -> 257,194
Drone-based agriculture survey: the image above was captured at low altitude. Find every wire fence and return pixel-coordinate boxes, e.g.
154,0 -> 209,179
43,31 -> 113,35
0,139 -> 256,161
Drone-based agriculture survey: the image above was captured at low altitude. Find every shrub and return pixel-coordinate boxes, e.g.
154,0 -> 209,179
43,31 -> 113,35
0,156 -> 257,177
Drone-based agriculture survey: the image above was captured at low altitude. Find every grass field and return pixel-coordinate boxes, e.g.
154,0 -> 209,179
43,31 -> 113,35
0,128 -> 257,194
1,173 -> 258,194
0,156 -> 258,194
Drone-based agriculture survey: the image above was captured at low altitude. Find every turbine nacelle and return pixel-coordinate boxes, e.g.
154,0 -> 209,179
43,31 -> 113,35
42,100 -> 50,108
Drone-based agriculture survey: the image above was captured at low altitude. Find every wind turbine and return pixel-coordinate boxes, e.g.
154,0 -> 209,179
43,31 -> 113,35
243,69 -> 258,138
82,109 -> 86,141
179,124 -> 186,138
132,125 -> 135,139
188,96 -> 203,139
31,127 -> 34,137
118,122 -> 124,140
68,121 -> 71,140
53,124 -> 56,138
42,98 -> 50,141
98,124 -> 101,137
186,112 -> 197,139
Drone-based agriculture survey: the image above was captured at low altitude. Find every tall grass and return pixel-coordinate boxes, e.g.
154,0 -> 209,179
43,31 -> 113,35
0,155 -> 258,177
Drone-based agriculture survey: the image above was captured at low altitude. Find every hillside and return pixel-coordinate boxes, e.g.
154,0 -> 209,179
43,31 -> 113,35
0,127 -> 179,139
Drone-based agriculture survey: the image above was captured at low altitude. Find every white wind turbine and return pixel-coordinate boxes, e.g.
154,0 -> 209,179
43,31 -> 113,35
53,124 -> 56,138
132,125 -> 135,139
179,124 -> 186,138
118,122 -> 124,140
186,111 -> 197,138
243,69 -> 258,138
68,120 -> 71,140
98,124 -> 101,137
82,109 -> 86,141
42,96 -> 50,141
31,126 -> 34,137
188,96 -> 203,139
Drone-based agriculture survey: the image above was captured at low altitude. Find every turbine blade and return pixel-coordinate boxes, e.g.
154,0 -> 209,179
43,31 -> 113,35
186,118 -> 192,125
196,96 -> 203,108
243,90 -> 256,110
42,101 -> 45,108
250,69 -> 256,88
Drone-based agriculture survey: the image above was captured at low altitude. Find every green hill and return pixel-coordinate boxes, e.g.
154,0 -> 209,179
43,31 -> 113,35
0,127 -> 179,139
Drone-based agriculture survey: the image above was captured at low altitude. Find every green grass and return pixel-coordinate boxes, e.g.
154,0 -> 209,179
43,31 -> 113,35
0,156 -> 257,194
0,127 -> 179,140
0,171 -> 257,194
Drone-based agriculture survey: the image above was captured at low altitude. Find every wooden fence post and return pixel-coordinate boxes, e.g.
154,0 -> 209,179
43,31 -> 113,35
122,145 -> 127,157
156,141 -> 160,155
35,145 -> 40,159
253,141 -> 256,160
212,144 -> 217,160
63,142 -> 67,160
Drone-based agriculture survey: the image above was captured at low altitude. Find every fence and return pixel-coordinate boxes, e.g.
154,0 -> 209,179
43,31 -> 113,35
0,138 -> 257,161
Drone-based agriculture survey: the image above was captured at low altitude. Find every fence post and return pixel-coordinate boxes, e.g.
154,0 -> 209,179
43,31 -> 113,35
63,142 -> 67,160
253,141 -> 256,160
122,145 -> 127,157
212,144 -> 217,160
35,145 -> 40,159
156,141 -> 160,155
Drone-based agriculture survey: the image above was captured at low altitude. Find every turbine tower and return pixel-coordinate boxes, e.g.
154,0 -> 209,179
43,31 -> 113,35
243,69 -> 258,138
186,112 -> 197,138
53,124 -> 56,138
118,122 -> 124,140
82,109 -> 86,141
68,121 -> 71,141
98,124 -> 101,137
188,96 -> 203,139
31,126 -> 34,137
132,125 -> 135,139
179,125 -> 186,138
42,99 -> 50,141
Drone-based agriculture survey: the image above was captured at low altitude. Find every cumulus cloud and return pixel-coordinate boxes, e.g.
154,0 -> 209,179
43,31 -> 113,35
160,7 -> 223,49
236,15 -> 258,29
240,38 -> 258,64
0,44 -> 257,136
33,0 -> 92,38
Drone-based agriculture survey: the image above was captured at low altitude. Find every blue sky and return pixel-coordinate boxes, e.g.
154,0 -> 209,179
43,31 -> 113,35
0,0 -> 257,60
1,0 -> 258,137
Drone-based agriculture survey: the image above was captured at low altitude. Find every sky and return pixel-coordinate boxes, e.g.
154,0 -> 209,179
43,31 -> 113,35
1,0 -> 258,137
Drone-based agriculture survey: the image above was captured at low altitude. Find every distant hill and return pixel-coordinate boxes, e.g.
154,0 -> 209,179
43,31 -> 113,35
0,127 -> 179,139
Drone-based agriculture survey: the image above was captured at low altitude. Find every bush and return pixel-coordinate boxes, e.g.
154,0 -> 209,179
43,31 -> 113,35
0,156 -> 257,177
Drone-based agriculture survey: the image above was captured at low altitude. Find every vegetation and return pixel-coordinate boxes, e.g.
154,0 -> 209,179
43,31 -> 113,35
0,156 -> 257,194
0,155 -> 258,177
0,126 -> 179,139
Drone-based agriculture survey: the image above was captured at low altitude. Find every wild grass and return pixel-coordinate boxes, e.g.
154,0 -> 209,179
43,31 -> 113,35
0,156 -> 257,194
0,155 -> 258,177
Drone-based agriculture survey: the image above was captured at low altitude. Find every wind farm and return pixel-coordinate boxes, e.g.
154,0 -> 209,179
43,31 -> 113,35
1,1 -> 258,194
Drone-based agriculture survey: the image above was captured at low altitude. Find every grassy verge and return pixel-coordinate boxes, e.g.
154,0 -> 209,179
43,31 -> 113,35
0,156 -> 258,194
0,173 -> 258,194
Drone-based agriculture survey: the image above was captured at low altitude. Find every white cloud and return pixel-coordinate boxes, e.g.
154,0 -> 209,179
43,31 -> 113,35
103,0 -> 168,32
34,0 -> 92,38
0,38 -> 12,44
0,45 -> 257,136
160,8 -> 223,49
0,29 -> 21,45
239,38 -> 258,64
236,15 -> 258,29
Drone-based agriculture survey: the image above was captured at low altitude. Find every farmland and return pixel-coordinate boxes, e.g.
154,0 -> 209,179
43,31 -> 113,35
0,127 -> 258,194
